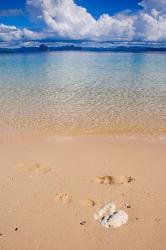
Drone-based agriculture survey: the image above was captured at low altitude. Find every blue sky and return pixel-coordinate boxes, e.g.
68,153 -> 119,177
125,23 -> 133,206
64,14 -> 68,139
76,0 -> 142,18
0,0 -> 142,28
0,0 -> 30,28
0,0 -> 166,45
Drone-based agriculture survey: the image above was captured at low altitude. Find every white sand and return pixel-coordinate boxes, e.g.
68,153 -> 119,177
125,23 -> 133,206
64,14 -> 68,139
0,136 -> 166,250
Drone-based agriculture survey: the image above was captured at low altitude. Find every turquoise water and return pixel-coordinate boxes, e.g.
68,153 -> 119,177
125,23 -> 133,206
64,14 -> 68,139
0,51 -> 166,138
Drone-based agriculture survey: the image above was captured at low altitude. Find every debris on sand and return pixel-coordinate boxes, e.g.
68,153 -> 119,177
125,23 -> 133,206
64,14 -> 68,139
94,203 -> 128,228
80,221 -> 86,225
125,203 -> 131,208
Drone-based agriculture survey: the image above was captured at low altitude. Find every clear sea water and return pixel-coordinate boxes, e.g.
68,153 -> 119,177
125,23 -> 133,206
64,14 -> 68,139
0,51 -> 166,139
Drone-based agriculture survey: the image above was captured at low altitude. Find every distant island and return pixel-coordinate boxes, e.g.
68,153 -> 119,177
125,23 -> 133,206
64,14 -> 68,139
1,43 -> 166,53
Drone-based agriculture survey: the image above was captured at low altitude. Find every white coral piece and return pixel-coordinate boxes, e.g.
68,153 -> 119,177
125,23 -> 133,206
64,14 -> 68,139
94,203 -> 128,228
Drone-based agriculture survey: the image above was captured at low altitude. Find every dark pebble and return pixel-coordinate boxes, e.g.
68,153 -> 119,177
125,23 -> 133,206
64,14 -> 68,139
80,221 -> 86,225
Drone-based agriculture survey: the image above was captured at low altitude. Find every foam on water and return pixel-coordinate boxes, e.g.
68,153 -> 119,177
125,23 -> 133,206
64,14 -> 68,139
0,52 -> 166,139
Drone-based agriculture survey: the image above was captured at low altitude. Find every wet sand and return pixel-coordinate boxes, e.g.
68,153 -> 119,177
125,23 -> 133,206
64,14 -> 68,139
0,136 -> 166,250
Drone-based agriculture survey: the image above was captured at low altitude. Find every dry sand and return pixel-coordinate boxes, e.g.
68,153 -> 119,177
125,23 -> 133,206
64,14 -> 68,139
0,136 -> 166,250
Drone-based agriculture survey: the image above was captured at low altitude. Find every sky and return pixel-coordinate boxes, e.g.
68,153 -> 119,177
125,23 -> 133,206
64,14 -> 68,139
0,0 -> 166,46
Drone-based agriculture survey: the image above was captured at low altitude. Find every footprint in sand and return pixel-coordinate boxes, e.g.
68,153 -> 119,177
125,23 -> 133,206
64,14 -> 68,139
96,175 -> 134,185
14,162 -> 51,175
54,193 -> 72,204
80,199 -> 95,207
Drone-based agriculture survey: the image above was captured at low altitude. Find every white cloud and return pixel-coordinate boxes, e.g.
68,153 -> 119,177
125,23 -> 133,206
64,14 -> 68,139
134,13 -> 166,41
0,24 -> 23,41
27,0 -> 134,40
1,0 -> 166,43
27,0 -> 166,41
0,23 -> 44,42
139,0 -> 166,13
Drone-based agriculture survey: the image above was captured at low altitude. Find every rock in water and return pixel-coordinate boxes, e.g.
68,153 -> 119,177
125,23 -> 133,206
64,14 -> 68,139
38,44 -> 48,52
94,203 -> 128,228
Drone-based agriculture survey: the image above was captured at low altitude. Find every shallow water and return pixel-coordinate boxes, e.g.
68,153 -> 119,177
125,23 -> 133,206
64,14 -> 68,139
0,51 -> 166,138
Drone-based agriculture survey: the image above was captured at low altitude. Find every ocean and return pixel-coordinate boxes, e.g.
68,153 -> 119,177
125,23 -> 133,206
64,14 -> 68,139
0,51 -> 166,138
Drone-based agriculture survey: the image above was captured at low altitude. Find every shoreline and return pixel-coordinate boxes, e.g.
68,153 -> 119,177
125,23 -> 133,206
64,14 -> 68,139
1,132 -> 166,144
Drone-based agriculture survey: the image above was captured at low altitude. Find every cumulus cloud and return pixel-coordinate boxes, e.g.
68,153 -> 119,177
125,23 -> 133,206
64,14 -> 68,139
1,0 -> 166,43
134,13 -> 166,41
0,23 -> 44,42
27,0 -> 134,40
26,0 -> 166,41
139,0 -> 166,13
0,24 -> 23,41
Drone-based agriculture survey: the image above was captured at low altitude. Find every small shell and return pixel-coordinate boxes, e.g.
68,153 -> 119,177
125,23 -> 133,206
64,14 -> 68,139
125,203 -> 131,208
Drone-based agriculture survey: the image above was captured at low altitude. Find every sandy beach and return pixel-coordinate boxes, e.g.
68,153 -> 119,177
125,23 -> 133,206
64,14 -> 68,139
0,136 -> 165,250
1,0 -> 166,249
